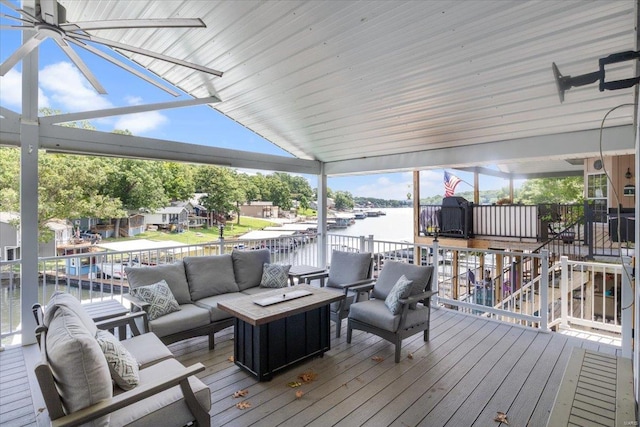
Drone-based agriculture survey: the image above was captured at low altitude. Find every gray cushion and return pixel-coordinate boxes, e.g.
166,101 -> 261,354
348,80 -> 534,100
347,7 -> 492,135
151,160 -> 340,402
260,263 -> 291,288
46,305 -> 112,425
95,330 -> 140,391
384,275 -> 413,315
372,261 -> 433,303
109,358 -> 211,427
44,291 -> 98,336
349,299 -> 429,332
121,333 -> 173,369
195,293 -> 245,321
327,251 -> 372,288
183,255 -> 239,300
129,280 -> 181,321
232,249 -> 271,291
126,263 -> 192,305
147,303 -> 210,338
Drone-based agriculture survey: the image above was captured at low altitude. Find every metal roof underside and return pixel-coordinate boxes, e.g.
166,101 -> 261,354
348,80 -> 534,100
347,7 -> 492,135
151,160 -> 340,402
25,1 -> 640,176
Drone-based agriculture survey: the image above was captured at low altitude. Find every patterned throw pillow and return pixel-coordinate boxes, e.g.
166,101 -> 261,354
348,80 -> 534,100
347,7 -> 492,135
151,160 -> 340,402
129,279 -> 181,321
260,263 -> 291,288
95,329 -> 140,390
384,275 -> 413,315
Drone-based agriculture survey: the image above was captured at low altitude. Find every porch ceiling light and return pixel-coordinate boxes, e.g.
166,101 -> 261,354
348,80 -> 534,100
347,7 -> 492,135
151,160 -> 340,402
552,51 -> 640,103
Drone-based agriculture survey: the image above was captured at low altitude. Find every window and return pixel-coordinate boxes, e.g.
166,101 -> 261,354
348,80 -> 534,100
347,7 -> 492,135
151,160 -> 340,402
586,173 -> 607,222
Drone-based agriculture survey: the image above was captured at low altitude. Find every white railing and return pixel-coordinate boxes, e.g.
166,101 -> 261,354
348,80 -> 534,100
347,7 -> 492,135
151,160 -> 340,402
2,233 -> 631,356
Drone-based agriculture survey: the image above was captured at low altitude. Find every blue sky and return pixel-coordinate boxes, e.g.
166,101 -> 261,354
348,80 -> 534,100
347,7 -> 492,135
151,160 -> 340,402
0,4 -> 514,200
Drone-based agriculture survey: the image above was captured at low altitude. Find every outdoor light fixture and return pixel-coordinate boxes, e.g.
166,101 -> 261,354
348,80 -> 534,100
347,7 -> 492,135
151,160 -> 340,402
625,168 -> 632,180
552,50 -> 640,103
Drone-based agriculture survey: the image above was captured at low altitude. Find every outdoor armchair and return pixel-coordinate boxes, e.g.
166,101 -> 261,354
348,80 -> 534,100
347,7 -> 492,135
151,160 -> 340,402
346,260 -> 435,362
305,250 -> 374,337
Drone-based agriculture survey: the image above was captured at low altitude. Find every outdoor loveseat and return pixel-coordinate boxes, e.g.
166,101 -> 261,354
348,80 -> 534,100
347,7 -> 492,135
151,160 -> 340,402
33,291 -> 211,427
124,249 -> 288,349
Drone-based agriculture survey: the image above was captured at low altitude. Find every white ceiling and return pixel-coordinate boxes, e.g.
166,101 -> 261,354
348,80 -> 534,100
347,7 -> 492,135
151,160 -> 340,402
15,1 -> 640,176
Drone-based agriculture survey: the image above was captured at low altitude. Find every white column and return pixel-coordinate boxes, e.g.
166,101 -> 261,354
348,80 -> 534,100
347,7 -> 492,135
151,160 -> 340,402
317,166 -> 328,268
20,24 -> 40,346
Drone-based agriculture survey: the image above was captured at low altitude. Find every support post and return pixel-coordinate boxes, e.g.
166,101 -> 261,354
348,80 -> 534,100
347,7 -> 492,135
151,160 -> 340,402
560,256 -> 569,328
317,167 -> 328,268
622,256 -> 633,359
540,249 -> 549,331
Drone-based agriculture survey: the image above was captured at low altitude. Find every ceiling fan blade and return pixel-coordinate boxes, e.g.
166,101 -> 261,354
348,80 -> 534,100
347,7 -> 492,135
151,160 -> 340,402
1,12 -> 36,25
0,32 -> 45,76
66,37 -> 181,97
61,18 -> 206,32
55,38 -> 107,94
73,33 -> 223,77
1,24 -> 35,30
0,0 -> 38,22
38,0 -> 61,25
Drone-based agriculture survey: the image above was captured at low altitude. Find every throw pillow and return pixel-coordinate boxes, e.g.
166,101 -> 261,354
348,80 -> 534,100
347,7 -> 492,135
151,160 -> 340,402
260,263 -> 291,288
129,279 -> 181,321
95,330 -> 140,390
384,275 -> 413,315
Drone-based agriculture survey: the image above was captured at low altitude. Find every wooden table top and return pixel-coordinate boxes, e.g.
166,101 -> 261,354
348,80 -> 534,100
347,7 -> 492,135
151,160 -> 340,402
288,265 -> 327,277
217,284 -> 344,326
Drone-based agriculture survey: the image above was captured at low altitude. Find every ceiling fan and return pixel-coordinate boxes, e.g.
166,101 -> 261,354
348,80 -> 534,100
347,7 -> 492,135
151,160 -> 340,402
0,0 -> 223,96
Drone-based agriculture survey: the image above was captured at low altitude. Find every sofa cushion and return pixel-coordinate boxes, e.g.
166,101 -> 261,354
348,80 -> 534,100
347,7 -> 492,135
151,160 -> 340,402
349,299 -> 428,332
46,305 -> 112,425
195,292 -> 244,321
129,280 -> 181,321
372,261 -> 433,305
147,304 -> 210,338
121,333 -> 173,369
327,251 -> 372,288
232,249 -> 271,291
110,358 -> 211,427
183,255 -> 239,300
384,275 -> 413,315
43,291 -> 98,336
126,263 -> 191,305
260,263 -> 291,288
95,330 -> 140,390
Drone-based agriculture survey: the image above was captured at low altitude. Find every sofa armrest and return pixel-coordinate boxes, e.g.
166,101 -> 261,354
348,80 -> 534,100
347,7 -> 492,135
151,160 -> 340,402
51,362 -> 207,427
399,290 -> 437,306
95,311 -> 147,336
124,293 -> 150,312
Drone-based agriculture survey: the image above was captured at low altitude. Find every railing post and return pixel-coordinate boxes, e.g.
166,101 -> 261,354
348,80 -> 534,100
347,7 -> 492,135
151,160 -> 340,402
540,249 -> 549,331
584,199 -> 594,259
431,240 -> 440,307
621,256 -> 632,358
218,236 -> 224,255
560,256 -> 569,328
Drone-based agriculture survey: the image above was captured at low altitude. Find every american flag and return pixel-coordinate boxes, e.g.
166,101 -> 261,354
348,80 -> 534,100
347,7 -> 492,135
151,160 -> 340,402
444,171 -> 462,197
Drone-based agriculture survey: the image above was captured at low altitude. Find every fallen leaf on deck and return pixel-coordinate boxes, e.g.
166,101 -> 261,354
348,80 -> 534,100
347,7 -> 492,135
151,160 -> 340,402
342,383 -> 348,388
298,371 -> 318,383
288,381 -> 302,388
494,411 -> 509,424
232,389 -> 249,398
228,356 -> 234,362
236,401 -> 251,410
295,390 -> 304,399
372,356 -> 384,362
408,353 -> 414,360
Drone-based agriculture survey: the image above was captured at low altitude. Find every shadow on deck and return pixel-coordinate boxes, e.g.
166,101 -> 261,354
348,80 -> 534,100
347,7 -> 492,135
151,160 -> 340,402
1,308 -> 622,426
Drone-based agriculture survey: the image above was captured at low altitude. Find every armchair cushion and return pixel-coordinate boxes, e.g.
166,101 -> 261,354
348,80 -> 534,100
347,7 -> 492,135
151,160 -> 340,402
44,291 -> 98,336
260,263 -> 291,288
372,261 -> 433,308
46,304 -> 112,424
126,263 -> 192,305
96,330 -> 140,391
184,255 -> 239,299
327,251 -> 372,288
349,299 -> 430,332
129,280 -> 181,321
232,249 -> 271,291
384,275 -> 413,315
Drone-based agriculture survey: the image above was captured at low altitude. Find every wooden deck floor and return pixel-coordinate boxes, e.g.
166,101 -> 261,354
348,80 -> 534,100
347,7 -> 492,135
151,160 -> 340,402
0,308 -> 622,427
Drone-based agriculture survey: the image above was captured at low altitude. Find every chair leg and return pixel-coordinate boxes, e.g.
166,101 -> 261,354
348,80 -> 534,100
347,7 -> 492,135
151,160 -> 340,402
394,339 -> 402,363
346,322 -> 352,343
424,328 -> 429,342
208,332 -> 215,350
335,319 -> 342,338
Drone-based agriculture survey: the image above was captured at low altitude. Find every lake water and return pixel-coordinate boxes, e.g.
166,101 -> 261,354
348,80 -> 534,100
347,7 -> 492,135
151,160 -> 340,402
336,208 -> 413,242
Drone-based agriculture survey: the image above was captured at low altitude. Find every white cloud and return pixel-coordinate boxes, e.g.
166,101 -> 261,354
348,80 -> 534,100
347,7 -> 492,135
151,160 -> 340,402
39,62 -> 112,112
114,111 -> 168,134
0,68 -> 50,109
353,175 -> 414,200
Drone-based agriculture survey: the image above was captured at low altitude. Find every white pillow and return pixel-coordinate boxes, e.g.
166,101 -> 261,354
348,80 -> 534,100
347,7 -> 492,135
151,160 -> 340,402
384,275 -> 413,315
260,263 -> 291,288
95,330 -> 140,390
129,279 -> 181,321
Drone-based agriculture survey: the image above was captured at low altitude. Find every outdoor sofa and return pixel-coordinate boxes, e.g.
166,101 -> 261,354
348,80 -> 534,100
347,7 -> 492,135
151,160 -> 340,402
124,249 -> 287,349
33,291 -> 211,426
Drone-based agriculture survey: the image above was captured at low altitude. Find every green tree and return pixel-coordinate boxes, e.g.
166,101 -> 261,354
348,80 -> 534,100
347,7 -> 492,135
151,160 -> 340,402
265,175 -> 292,211
196,166 -> 243,221
516,177 -> 583,204
100,159 -> 169,211
161,162 -> 195,202
334,191 -> 354,210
